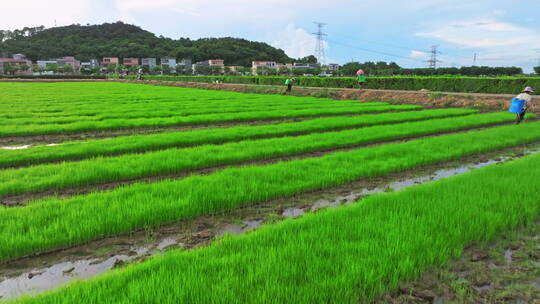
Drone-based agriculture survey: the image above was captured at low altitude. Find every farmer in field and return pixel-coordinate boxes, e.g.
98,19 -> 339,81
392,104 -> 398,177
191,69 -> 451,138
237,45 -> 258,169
356,69 -> 366,88
509,86 -> 533,124
284,77 -> 296,94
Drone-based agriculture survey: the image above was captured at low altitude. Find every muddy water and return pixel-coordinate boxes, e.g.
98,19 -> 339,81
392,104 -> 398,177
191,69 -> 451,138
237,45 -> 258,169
282,159 -> 506,218
0,219 -> 265,300
1,148 -> 539,301
0,145 -> 32,150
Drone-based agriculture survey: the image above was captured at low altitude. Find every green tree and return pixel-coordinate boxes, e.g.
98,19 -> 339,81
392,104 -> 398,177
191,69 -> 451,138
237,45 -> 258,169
3,63 -> 17,75
534,66 -> 540,76
194,65 -> 211,75
45,63 -> 58,73
59,64 -> 74,74
0,22 -> 293,65
296,55 -> 318,64
128,65 -> 138,75
152,65 -> 162,74
106,64 -> 117,74
210,65 -> 222,75
161,65 -> 172,75
18,64 -> 30,73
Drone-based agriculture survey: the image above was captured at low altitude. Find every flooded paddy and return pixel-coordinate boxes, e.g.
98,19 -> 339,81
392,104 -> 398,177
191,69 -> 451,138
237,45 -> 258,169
2,145 -> 538,300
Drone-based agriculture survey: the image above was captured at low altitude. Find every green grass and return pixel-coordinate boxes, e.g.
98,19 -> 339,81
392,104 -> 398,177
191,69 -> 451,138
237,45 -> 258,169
0,112 -> 518,199
0,102 -> 388,126
1,82 -> 426,136
0,108 -> 476,168
0,104 -> 421,137
13,149 -> 540,304
1,122 -> 539,262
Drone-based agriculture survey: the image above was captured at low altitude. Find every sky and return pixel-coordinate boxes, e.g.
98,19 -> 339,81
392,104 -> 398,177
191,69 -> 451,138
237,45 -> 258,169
2,0 -> 540,72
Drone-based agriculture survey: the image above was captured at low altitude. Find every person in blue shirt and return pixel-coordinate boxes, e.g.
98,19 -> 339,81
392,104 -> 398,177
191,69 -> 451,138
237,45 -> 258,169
510,86 -> 533,124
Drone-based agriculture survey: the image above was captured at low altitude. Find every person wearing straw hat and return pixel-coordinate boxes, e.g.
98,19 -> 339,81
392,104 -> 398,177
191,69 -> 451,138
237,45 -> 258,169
509,86 -> 534,124
284,77 -> 296,94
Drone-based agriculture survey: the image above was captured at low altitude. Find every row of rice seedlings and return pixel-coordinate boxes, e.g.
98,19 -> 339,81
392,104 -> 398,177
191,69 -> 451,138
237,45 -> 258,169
0,105 -> 422,137
14,151 -> 540,304
0,83 -> 359,111
1,122 -> 539,261
0,102 -> 387,127
0,112 -> 516,198
0,109 -> 477,168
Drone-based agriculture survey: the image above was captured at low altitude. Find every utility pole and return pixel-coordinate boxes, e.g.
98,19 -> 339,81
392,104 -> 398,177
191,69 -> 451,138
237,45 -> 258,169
313,22 -> 327,66
426,45 -> 441,69
473,53 -> 477,66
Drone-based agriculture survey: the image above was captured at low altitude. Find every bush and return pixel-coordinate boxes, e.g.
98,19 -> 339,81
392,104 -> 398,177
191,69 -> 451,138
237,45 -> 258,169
127,75 -> 540,94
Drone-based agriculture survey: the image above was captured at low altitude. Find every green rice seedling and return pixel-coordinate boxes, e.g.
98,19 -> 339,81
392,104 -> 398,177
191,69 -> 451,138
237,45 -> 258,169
0,108 -> 477,168
0,112 -> 516,198
12,150 -> 540,304
0,104 -> 421,137
0,122 -> 539,261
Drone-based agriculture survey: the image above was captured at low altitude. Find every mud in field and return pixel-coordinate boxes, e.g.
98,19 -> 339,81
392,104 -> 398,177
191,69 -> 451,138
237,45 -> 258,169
0,123 -> 515,206
378,222 -> 540,304
0,118 -> 302,146
1,145 -> 538,300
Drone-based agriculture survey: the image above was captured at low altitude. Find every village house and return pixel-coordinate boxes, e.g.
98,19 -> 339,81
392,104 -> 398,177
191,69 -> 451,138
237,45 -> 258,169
123,58 -> 139,66
102,57 -> 119,66
0,54 -> 33,75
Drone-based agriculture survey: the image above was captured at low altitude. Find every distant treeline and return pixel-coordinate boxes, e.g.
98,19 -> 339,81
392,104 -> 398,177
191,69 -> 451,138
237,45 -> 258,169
0,22 -> 293,66
341,62 -> 526,77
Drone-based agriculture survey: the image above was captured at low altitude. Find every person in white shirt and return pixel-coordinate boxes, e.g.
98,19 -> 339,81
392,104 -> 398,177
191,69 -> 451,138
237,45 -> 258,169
515,86 -> 533,124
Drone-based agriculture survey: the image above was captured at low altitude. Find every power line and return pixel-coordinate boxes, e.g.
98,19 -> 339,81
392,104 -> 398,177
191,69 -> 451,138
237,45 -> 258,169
325,38 -> 425,63
426,45 -> 442,68
312,22 -> 327,65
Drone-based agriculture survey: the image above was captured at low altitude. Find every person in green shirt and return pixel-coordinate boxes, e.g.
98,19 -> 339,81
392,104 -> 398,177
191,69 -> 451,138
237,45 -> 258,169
357,74 -> 366,88
284,77 -> 296,94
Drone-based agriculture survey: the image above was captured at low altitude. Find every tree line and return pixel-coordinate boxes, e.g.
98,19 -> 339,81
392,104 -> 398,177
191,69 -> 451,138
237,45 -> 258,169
0,22 -> 293,66
341,61 -> 528,77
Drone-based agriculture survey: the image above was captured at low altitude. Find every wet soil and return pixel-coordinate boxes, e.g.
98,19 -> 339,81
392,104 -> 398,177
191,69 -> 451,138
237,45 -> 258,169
378,221 -> 540,304
0,123 -> 517,206
1,145 -> 538,300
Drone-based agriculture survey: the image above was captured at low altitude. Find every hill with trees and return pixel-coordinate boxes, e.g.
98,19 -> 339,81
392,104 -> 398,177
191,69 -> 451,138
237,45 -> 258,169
0,22 -> 293,66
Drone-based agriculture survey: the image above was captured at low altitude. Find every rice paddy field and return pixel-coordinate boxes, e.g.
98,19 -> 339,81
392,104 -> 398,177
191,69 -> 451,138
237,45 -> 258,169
0,82 -> 539,303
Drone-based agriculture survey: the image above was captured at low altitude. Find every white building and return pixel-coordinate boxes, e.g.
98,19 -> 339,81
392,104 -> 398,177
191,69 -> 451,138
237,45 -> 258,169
142,58 -> 157,69
161,58 -> 177,69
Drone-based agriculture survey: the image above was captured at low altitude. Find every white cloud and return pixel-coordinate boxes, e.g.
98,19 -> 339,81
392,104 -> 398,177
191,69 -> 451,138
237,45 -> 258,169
493,9 -> 506,15
410,50 -> 429,58
0,0 -> 90,30
271,24 -> 319,59
417,18 -> 540,49
416,17 -> 540,71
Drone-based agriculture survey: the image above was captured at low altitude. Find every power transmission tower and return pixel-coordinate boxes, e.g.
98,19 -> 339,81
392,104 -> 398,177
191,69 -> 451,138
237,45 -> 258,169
313,22 -> 327,65
426,45 -> 441,68
473,53 -> 477,66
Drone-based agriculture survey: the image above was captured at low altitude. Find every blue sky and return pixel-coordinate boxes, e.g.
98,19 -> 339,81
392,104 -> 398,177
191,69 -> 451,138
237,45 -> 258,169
3,0 -> 540,71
